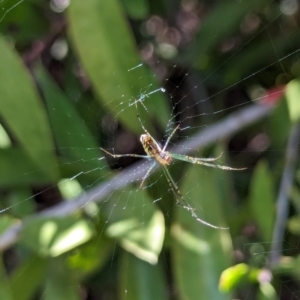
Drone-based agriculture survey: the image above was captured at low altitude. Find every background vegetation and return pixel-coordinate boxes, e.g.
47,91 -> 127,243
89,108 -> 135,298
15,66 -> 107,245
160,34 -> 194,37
0,0 -> 300,299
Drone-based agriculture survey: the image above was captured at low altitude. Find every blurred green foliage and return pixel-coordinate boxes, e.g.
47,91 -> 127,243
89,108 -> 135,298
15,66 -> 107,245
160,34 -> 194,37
0,0 -> 300,299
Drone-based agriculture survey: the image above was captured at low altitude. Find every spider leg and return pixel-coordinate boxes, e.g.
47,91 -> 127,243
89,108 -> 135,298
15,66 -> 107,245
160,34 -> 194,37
135,100 -> 151,136
194,152 -> 223,162
162,124 -> 181,151
140,162 -> 156,188
162,165 -> 228,230
100,147 -> 148,159
137,96 -> 149,112
169,153 -> 246,171
195,161 -> 246,171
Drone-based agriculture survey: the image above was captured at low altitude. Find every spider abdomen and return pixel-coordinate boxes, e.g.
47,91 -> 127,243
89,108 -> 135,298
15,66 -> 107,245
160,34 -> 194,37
140,134 -> 172,165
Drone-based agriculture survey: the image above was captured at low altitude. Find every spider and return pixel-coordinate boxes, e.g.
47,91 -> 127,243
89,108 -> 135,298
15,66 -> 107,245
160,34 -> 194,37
100,101 -> 245,229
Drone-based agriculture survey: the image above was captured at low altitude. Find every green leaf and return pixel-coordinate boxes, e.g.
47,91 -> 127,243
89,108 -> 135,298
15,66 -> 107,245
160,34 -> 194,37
0,214 -> 18,235
249,161 -> 275,241
10,255 -> 47,300
212,145 -> 238,223
4,188 -> 35,217
67,0 -> 170,134
121,0 -> 149,19
266,98 -> 290,151
43,256 -> 81,300
34,64 -> 106,180
0,149 -> 53,187
105,187 -> 165,265
0,35 -> 58,181
287,216 -> 300,235
0,123 -> 11,148
19,216 -> 95,257
0,256 -> 13,300
258,282 -> 277,300
219,263 -> 260,293
119,251 -> 167,300
0,0 -> 48,44
171,165 -> 232,300
286,79 -> 300,123
67,237 -> 113,279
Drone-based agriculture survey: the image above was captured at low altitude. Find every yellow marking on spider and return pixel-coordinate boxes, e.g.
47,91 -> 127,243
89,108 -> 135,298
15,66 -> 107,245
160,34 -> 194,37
140,134 -> 172,165
100,100 -> 246,230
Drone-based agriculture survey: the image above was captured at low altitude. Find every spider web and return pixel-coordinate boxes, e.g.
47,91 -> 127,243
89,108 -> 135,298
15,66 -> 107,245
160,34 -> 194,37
0,0 -> 300,299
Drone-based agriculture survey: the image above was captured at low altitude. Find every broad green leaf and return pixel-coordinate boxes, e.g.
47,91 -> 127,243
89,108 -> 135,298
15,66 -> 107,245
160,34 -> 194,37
0,123 -> 11,148
43,256 -> 81,300
4,188 -> 35,217
292,255 -> 300,278
258,282 -> 277,300
0,149 -> 53,187
121,0 -> 149,19
119,251 -> 167,300
171,165 -> 232,300
274,256 -> 294,273
19,216 -> 95,257
276,255 -> 300,278
10,255 -> 47,300
0,0 -> 48,44
58,178 -> 83,199
0,214 -> 17,235
67,0 -> 170,134
67,237 -> 113,279
219,263 -> 260,293
0,35 -> 58,181
287,216 -> 300,235
286,79 -> 300,123
266,97 -> 290,151
105,187 -> 165,265
57,157 -> 106,184
249,161 -> 275,241
34,64 -> 106,180
147,163 -> 176,228
0,256 -> 13,300
211,145 -> 249,235
212,145 -> 239,223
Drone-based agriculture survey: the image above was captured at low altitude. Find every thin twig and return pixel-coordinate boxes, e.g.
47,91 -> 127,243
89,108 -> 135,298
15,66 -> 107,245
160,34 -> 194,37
270,123 -> 300,267
0,103 -> 273,251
